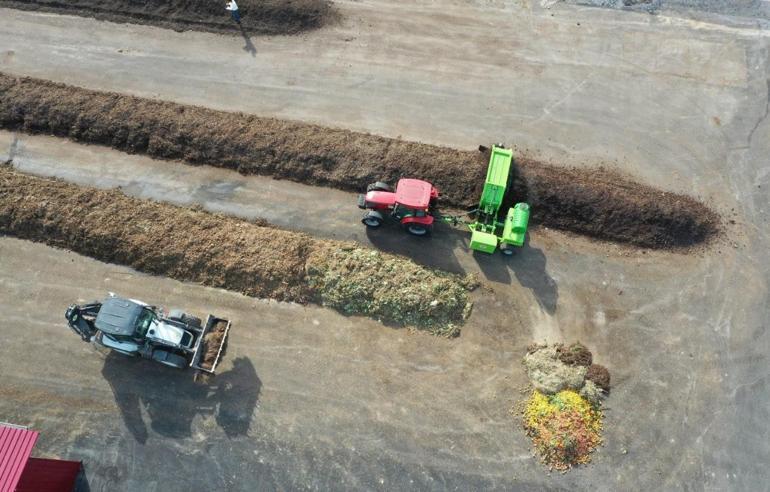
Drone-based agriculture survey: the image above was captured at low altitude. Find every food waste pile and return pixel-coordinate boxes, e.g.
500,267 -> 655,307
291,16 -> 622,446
519,343 -> 611,470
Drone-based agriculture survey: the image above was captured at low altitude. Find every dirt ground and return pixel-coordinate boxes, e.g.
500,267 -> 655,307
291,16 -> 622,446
563,0 -> 770,27
0,0 -> 334,35
0,73 -> 718,249
0,1 -> 768,490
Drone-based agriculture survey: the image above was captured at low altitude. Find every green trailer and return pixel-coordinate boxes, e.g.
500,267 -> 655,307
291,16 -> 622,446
467,145 -> 530,255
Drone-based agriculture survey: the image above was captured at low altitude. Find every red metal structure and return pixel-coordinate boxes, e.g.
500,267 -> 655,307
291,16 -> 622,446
0,424 -> 81,492
0,425 -> 37,492
358,179 -> 439,236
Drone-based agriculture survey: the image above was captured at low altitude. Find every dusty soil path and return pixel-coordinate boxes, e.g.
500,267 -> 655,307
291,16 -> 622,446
0,1 -> 768,490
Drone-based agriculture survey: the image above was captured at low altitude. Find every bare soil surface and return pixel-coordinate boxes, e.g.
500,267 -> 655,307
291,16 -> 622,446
0,166 -> 472,332
0,3 -> 766,490
0,73 -> 719,250
0,0 -> 334,35
563,0 -> 770,27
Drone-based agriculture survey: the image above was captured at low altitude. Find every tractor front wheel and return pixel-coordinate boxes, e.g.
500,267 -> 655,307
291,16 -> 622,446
362,211 -> 384,228
407,224 -> 430,236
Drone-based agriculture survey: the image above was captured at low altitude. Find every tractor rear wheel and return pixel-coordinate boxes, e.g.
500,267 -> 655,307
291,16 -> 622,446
367,181 -> 392,192
362,211 -> 384,228
152,350 -> 187,369
407,224 -> 430,236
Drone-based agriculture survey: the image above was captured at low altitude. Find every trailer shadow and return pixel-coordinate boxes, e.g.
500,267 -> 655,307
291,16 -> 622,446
472,251 -> 512,284
506,242 -> 558,315
101,354 -> 260,444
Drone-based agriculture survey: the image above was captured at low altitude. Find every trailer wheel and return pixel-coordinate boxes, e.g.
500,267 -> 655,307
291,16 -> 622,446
367,181 -> 392,192
362,211 -> 384,228
407,224 -> 430,236
152,350 -> 187,369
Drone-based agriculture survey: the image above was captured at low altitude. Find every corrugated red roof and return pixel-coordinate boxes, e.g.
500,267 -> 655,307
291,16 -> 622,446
0,424 -> 39,492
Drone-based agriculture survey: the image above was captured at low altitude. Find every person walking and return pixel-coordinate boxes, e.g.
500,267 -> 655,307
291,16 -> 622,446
225,0 -> 241,24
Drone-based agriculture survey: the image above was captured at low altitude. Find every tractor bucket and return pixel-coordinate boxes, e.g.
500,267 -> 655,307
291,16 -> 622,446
470,229 -> 498,254
501,203 -> 530,248
65,303 -> 101,342
191,314 -> 231,374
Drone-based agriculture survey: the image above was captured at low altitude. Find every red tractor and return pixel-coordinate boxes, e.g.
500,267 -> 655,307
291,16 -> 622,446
357,179 -> 439,236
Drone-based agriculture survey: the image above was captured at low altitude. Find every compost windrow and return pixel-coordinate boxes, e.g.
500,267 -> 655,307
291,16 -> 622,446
0,74 -> 719,249
0,0 -> 334,35
0,167 -> 473,335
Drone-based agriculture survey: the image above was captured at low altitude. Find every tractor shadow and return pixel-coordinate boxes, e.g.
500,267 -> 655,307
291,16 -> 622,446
362,215 -> 558,314
364,220 -> 468,275
101,354 -> 260,443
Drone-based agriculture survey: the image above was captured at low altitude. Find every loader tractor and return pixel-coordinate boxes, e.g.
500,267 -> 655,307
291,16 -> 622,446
65,293 -> 230,373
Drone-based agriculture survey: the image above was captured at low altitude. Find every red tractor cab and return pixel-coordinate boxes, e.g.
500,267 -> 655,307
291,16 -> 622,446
358,179 -> 439,236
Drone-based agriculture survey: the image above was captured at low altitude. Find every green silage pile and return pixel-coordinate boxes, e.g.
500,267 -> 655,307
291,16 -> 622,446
306,245 -> 476,337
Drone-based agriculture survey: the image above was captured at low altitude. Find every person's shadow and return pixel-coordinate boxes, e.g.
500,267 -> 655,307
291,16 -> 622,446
238,24 -> 257,57
101,353 -> 260,443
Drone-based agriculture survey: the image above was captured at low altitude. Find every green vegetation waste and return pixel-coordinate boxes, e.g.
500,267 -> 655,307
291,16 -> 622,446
307,246 -> 477,337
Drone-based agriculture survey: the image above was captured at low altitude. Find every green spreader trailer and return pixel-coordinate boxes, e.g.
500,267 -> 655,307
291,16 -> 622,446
467,145 -> 530,255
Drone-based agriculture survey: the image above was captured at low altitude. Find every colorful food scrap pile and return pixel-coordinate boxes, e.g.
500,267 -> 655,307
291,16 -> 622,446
521,343 -> 611,470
